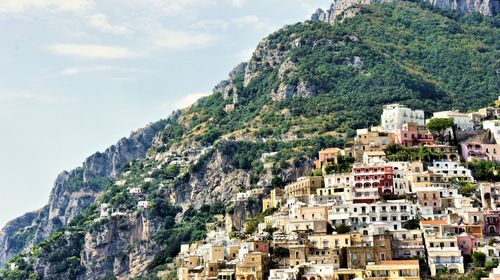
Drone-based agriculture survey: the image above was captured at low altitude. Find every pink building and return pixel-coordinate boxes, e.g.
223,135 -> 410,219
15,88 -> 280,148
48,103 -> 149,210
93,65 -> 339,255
457,235 -> 480,256
415,187 -> 442,213
394,123 -> 434,147
352,164 -> 394,203
461,142 -> 500,162
484,211 -> 500,236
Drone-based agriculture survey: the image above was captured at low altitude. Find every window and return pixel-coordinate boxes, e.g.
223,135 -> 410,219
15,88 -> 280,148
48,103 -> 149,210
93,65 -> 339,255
380,253 -> 386,260
352,254 -> 358,262
366,253 -> 373,261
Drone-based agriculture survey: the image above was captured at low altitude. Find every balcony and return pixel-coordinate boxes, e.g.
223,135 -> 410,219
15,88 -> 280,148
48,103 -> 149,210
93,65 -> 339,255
429,259 -> 463,265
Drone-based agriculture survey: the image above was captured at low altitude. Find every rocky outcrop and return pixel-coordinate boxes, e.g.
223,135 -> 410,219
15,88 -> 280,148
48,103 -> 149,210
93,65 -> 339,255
0,120 -> 167,266
312,0 -> 499,23
81,215 -> 159,280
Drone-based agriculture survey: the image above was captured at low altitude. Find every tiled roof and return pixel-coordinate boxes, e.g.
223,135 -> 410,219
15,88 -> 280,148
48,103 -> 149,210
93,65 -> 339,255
380,260 -> 419,265
421,220 -> 448,225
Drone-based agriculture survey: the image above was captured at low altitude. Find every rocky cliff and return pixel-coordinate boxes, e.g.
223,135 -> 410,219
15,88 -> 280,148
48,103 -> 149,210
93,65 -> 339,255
0,120 -> 167,266
312,0 -> 499,23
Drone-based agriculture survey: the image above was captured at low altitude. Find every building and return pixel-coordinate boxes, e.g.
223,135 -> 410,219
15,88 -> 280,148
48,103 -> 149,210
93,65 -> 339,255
484,120 -> 500,143
394,122 -> 434,147
365,260 -> 420,280
428,161 -> 474,182
129,187 -> 142,196
421,220 -> 464,276
390,229 -> 425,259
425,145 -> 460,161
461,142 -> 500,162
432,110 -> 474,131
235,252 -> 269,280
481,183 -> 500,210
347,234 -> 393,269
314,148 -> 345,169
287,206 -> 329,234
484,211 -> 500,235
353,129 -> 394,161
137,200 -> 151,209
415,187 -> 442,213
381,104 -> 425,133
285,177 -> 324,201
352,164 -> 394,203
262,188 -> 284,211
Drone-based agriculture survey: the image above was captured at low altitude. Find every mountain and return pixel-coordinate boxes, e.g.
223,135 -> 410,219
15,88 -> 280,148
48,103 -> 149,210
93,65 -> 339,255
312,0 -> 499,23
0,121 -> 168,266
0,1 -> 498,279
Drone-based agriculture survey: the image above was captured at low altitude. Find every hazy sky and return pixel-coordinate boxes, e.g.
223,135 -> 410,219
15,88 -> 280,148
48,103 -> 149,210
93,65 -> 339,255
0,0 -> 333,227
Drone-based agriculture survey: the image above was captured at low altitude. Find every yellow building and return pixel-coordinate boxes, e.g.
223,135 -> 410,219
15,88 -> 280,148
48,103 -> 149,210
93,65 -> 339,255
365,260 -> 420,280
211,245 -> 225,262
285,177 -> 324,199
235,252 -> 269,280
333,269 -> 364,280
262,188 -> 284,211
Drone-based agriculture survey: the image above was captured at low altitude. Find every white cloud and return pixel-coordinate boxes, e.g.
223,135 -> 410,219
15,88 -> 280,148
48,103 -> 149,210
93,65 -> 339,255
231,0 -> 246,8
60,65 -> 153,76
0,0 -> 93,14
231,15 -> 270,29
169,92 -> 211,109
237,48 -> 255,62
192,19 -> 230,31
87,13 -> 130,34
49,44 -> 139,59
153,30 -> 218,50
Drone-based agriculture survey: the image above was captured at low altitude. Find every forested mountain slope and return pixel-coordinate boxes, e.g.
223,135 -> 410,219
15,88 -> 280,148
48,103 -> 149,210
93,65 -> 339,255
0,1 -> 498,279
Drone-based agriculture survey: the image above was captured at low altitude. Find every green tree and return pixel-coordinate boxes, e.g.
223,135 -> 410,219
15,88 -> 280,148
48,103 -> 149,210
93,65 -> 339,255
427,118 -> 454,143
335,224 -> 351,234
404,218 -> 421,230
472,251 -> 486,267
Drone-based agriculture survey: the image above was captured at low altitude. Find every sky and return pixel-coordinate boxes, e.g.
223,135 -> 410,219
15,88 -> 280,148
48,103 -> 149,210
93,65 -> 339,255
0,0 -> 333,228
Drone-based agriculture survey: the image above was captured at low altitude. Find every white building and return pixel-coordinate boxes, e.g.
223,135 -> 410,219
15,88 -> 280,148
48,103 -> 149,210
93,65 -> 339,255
138,200 -> 151,209
428,161 -> 474,182
432,110 -> 474,131
421,222 -> 464,276
381,104 -> 425,132
484,120 -> 500,143
480,182 -> 500,210
129,187 -> 143,196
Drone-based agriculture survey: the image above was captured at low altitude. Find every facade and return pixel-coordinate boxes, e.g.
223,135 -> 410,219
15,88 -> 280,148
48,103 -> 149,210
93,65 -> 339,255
347,234 -> 393,269
432,110 -> 474,131
425,144 -> 460,161
390,229 -> 425,259
285,177 -> 324,200
235,252 -> 269,280
483,120 -> 500,143
481,183 -> 500,210
428,161 -> 474,182
461,142 -> 500,162
353,128 -> 394,161
365,260 -> 420,280
394,122 -> 434,147
315,148 -> 345,169
381,104 -> 425,133
352,164 -> 394,203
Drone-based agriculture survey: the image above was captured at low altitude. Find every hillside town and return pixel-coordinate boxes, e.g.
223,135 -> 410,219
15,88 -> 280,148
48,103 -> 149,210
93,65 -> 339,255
174,100 -> 500,280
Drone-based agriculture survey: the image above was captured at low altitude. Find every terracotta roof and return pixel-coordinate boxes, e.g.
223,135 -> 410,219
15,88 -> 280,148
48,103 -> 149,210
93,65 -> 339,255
319,148 -> 341,153
421,220 -> 448,225
380,260 -> 419,266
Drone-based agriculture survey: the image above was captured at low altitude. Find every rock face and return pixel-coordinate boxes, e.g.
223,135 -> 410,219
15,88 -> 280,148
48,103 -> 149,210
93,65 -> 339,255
312,0 -> 499,23
0,120 -> 167,266
80,215 -> 159,280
